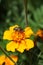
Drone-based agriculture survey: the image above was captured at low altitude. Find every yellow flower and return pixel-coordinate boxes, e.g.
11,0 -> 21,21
0,55 -> 5,65
3,30 -> 13,40
0,54 -> 18,65
3,25 -> 34,53
36,29 -> 43,38
25,39 -> 34,50
9,25 -> 19,31
5,55 -> 18,65
24,27 -> 34,38
6,41 -> 18,52
17,40 -> 26,53
3,25 -> 19,40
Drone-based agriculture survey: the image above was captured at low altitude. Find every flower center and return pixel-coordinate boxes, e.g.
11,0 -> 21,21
12,31 -> 25,42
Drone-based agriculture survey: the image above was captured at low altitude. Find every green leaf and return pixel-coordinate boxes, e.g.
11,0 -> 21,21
37,41 -> 43,53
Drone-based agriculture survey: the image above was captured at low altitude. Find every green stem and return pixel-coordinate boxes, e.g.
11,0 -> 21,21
24,0 -> 28,27
0,46 -> 16,65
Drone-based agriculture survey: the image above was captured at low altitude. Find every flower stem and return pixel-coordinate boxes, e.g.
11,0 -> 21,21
0,46 -> 16,65
24,0 -> 28,27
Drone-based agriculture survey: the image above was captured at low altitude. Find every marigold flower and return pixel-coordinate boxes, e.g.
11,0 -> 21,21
36,29 -> 43,40
24,27 -> 33,38
17,40 -> 26,53
36,29 -> 43,39
0,54 -> 18,65
3,25 -> 34,53
6,41 -> 18,52
3,25 -> 19,40
25,39 -> 34,50
5,55 -> 18,65
0,55 -> 5,65
3,30 -> 13,40
9,25 -> 19,31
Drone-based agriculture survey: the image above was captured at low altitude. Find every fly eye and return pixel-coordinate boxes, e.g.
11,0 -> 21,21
2,62 -> 5,65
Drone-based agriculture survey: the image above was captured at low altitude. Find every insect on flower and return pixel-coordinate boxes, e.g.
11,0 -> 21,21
3,25 -> 34,53
14,27 -> 24,32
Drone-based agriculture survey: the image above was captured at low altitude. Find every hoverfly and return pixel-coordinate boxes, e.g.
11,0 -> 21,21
14,27 -> 24,32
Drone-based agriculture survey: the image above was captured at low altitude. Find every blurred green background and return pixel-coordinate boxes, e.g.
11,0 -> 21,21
0,0 -> 43,65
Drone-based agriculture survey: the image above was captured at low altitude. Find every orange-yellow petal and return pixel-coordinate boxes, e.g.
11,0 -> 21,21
0,55 -> 5,65
17,40 -> 26,53
11,55 -> 18,62
3,30 -> 13,40
36,29 -> 43,38
6,41 -> 18,52
25,39 -> 34,50
24,27 -> 33,38
5,55 -> 18,65
9,25 -> 19,31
